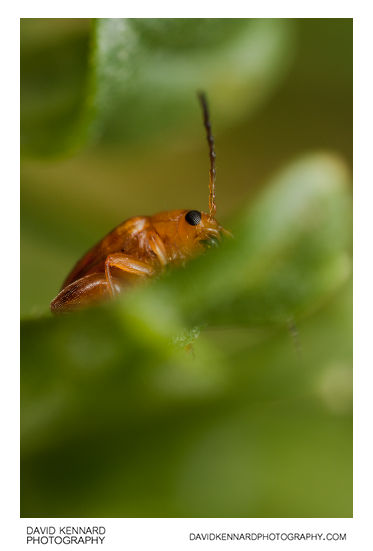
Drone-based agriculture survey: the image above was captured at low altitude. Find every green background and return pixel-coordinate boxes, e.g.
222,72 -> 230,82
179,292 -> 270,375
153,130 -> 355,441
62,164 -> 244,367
21,19 -> 352,517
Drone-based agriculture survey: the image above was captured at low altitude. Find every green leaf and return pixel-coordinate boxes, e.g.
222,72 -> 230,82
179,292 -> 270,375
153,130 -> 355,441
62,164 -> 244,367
21,18 -> 295,157
93,18 -> 295,144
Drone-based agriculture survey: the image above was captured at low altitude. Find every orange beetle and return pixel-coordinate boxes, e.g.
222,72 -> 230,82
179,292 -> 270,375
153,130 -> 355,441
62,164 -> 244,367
51,93 -> 230,313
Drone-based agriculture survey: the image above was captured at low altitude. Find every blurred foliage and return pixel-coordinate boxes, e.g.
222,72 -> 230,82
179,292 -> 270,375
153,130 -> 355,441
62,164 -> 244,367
93,19 -> 294,145
21,18 -> 352,517
21,19 -> 294,156
20,19 -> 92,157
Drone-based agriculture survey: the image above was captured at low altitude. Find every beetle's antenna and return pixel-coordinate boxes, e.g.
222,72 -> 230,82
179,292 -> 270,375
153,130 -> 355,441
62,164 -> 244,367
198,91 -> 216,219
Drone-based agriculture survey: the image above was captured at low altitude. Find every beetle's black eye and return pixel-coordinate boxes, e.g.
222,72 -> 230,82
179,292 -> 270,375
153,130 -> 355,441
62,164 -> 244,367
185,210 -> 201,226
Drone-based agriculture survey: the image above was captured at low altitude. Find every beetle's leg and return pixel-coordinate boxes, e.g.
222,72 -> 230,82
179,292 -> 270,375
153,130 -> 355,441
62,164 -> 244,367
51,273 -> 119,313
148,232 -> 168,266
105,253 -> 156,296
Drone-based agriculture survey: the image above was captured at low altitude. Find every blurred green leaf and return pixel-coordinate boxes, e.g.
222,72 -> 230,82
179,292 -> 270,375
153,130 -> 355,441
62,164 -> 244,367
93,18 -> 294,144
21,18 -> 294,157
21,153 -> 352,517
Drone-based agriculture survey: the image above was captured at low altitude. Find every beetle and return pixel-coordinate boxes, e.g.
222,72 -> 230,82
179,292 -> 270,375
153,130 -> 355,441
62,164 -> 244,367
51,92 -> 230,313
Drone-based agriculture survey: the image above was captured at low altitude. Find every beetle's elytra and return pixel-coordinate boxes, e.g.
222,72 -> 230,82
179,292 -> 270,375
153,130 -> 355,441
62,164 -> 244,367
51,93 -> 230,313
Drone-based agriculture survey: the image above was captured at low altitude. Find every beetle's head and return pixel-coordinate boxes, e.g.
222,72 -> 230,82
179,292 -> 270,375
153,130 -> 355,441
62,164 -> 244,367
179,209 -> 230,252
